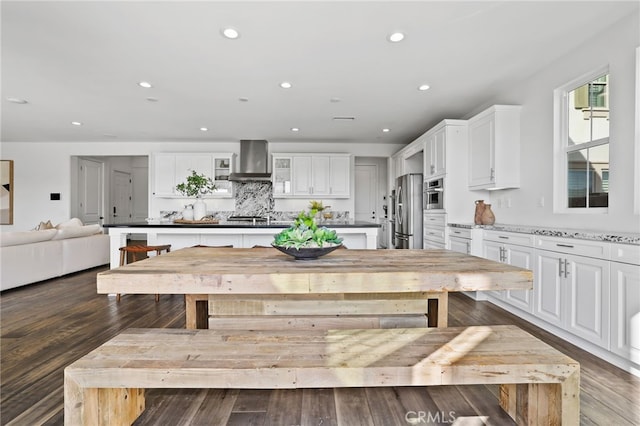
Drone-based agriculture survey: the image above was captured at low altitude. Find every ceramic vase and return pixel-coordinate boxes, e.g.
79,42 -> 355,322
474,200 -> 486,225
481,204 -> 495,225
193,198 -> 207,220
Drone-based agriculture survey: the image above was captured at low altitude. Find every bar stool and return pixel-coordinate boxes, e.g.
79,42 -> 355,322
117,244 -> 171,302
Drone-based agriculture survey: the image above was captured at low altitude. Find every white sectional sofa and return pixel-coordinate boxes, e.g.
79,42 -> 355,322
1,220 -> 109,291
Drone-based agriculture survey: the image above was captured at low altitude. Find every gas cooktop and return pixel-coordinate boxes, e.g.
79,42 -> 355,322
226,215 -> 267,222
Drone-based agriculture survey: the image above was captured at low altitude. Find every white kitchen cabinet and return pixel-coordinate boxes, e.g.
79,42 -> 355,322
275,153 -> 350,198
152,153 -> 177,197
448,227 -> 471,254
272,156 -> 293,196
610,243 -> 640,367
423,212 -> 446,249
329,155 -> 350,196
152,153 -> 234,198
482,231 -> 535,311
424,127 -> 446,179
534,236 -> 610,349
468,105 -> 521,190
212,155 -> 234,195
610,261 -> 640,364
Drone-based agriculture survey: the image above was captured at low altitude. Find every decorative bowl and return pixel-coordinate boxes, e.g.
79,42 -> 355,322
271,243 -> 342,260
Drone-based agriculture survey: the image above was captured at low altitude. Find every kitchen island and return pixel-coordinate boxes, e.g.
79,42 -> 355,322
103,220 -> 380,268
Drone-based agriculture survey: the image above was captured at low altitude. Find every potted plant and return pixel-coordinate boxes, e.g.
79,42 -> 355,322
175,170 -> 216,198
175,170 -> 216,220
272,201 -> 342,259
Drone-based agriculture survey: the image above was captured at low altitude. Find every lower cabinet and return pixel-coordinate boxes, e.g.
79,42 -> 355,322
423,212 -> 446,249
482,231 -> 534,311
471,229 -> 637,374
534,239 -> 610,349
610,261 -> 640,365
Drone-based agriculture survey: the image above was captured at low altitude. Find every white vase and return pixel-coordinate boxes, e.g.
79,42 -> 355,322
193,199 -> 207,220
182,205 -> 194,221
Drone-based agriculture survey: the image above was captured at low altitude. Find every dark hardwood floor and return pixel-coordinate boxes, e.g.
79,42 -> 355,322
1,266 -> 638,425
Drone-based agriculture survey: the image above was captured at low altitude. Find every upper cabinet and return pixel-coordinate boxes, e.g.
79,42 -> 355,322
468,105 -> 522,190
151,153 -> 235,198
272,153 -> 351,198
424,128 -> 446,179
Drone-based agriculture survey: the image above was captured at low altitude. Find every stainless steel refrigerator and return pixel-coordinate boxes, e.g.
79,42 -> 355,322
394,173 -> 423,249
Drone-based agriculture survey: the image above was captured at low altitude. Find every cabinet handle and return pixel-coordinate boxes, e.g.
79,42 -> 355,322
564,259 -> 570,278
490,168 -> 495,181
556,243 -> 574,248
498,236 -> 509,239
466,242 -> 470,254
558,258 -> 564,277
453,231 -> 461,234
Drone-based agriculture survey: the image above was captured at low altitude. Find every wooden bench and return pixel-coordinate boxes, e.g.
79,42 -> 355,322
64,325 -> 580,425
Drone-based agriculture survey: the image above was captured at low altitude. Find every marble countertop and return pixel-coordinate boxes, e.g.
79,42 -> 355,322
104,220 -> 380,229
448,223 -> 640,245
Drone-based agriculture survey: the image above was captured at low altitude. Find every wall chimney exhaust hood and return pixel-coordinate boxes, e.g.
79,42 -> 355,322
228,140 -> 272,182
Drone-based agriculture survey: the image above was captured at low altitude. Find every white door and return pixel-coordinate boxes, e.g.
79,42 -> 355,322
355,164 -> 377,223
78,158 -> 103,225
112,171 -> 132,224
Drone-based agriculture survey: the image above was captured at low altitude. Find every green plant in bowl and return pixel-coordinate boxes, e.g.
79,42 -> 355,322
273,209 -> 342,249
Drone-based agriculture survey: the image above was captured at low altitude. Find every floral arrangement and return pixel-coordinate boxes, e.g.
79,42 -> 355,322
175,170 -> 216,197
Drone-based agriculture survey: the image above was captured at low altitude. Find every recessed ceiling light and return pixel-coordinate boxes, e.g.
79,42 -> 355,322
291,127 -> 300,132
221,27 -> 240,39
418,84 -> 430,91
71,121 -> 82,126
200,127 -> 208,132
280,81 -> 292,89
388,32 -> 405,42
382,128 -> 391,133
138,81 -> 153,88
6,97 -> 28,104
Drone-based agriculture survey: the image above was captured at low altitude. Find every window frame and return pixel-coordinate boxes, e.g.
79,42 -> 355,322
553,65 -> 610,214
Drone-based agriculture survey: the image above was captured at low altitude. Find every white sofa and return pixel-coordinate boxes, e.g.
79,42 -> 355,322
1,222 -> 110,291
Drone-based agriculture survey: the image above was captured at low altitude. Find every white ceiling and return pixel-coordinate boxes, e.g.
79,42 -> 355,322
1,1 -> 637,145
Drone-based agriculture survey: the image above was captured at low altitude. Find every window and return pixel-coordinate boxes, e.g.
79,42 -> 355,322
556,70 -> 610,211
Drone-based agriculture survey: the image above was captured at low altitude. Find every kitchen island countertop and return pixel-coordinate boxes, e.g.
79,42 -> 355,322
104,220 -> 380,229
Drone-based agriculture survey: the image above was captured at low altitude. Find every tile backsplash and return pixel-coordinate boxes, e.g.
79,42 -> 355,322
234,181 -> 274,216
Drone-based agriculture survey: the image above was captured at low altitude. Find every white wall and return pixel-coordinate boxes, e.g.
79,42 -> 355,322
0,141 -> 399,231
464,11 -> 639,233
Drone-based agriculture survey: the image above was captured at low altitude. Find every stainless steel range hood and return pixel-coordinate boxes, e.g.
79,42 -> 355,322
228,140 -> 272,182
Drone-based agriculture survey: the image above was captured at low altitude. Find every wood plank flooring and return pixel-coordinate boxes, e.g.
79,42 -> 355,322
1,266 -> 639,425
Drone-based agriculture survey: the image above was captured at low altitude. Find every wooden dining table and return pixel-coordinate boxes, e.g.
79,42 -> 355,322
97,247 -> 533,330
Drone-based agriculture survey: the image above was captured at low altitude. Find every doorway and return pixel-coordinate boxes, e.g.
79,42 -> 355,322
112,170 -> 132,224
72,156 -> 148,225
77,158 -> 104,225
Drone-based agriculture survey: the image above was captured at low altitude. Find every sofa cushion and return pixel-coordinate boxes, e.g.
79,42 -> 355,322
1,229 -> 58,247
51,224 -> 102,240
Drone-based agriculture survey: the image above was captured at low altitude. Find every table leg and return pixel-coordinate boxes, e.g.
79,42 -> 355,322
185,294 -> 208,329
427,293 -> 448,328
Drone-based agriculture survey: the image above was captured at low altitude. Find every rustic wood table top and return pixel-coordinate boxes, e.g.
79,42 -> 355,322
97,247 -> 533,295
